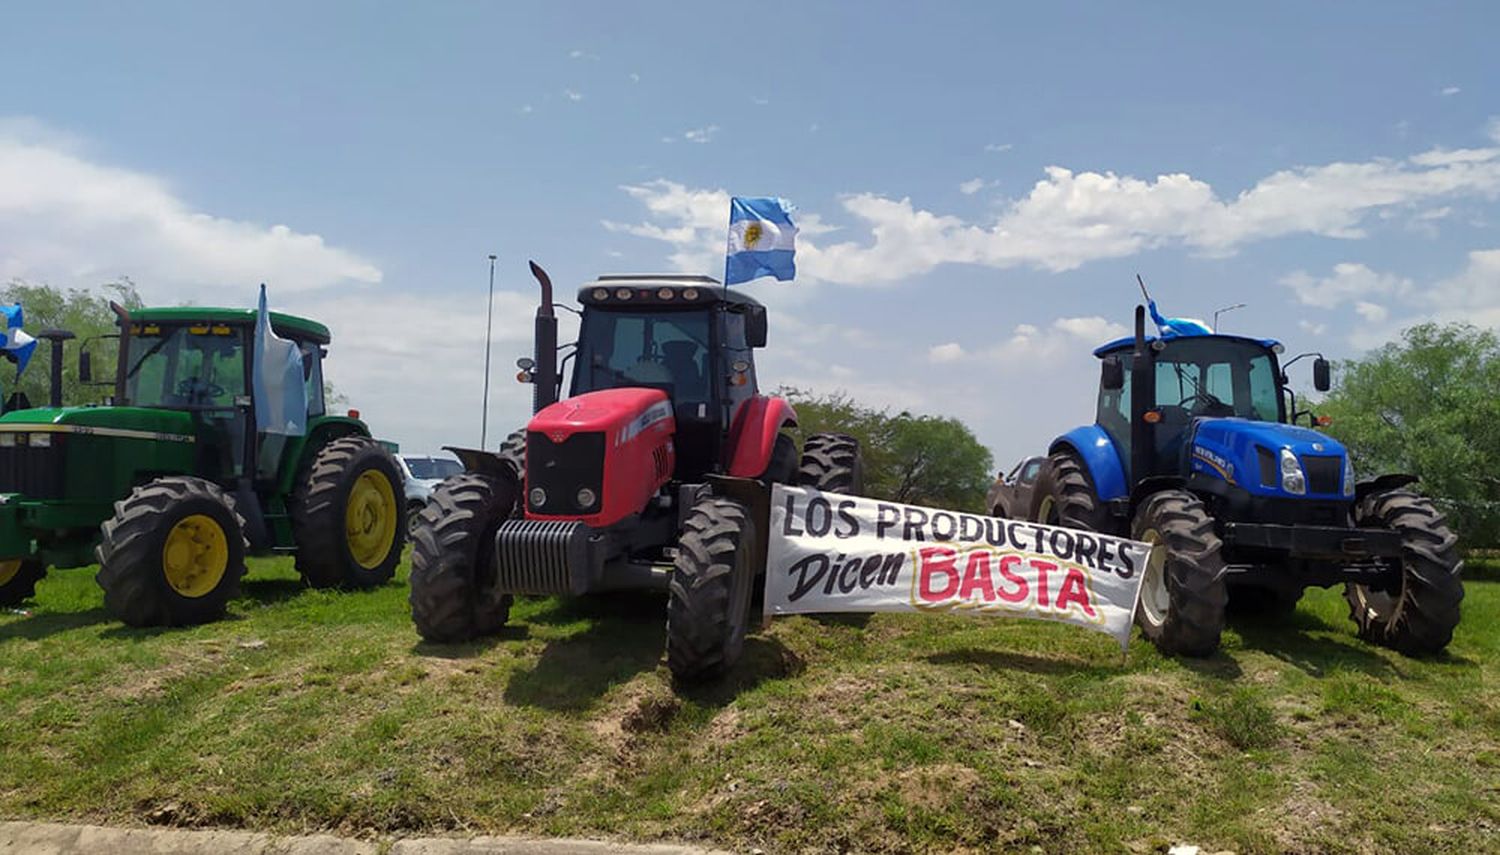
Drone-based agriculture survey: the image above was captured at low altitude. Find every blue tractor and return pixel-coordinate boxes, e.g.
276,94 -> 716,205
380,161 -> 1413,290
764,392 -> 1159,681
1036,305 -> 1464,657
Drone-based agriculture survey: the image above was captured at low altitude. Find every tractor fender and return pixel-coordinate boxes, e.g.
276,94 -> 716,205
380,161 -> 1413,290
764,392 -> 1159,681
725,395 -> 798,478
1048,425 -> 1129,503
444,445 -> 522,483
1355,473 -> 1419,504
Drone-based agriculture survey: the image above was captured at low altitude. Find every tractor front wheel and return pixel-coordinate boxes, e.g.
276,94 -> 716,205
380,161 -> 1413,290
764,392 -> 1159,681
1345,489 -> 1463,656
0,559 -> 46,607
409,473 -> 515,643
666,497 -> 756,682
1132,490 -> 1227,657
797,433 -> 863,494
1034,452 -> 1115,532
293,436 -> 406,589
95,477 -> 248,626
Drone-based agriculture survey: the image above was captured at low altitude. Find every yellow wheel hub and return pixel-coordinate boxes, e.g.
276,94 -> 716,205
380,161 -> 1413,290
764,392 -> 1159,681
0,559 -> 22,587
346,470 -> 398,570
162,514 -> 229,598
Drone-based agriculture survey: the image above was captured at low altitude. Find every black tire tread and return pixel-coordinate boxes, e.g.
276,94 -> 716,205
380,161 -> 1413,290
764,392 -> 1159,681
1038,451 -> 1116,533
797,433 -> 864,494
95,476 -> 248,627
1133,490 -> 1228,657
764,432 -> 799,484
666,497 -> 753,682
1345,489 -> 1464,656
409,473 -> 515,643
292,435 -> 405,589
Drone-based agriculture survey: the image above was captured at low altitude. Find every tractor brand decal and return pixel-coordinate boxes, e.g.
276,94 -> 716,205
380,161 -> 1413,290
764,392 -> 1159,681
616,400 -> 674,447
765,485 -> 1152,649
1191,445 -> 1235,483
0,424 -> 195,443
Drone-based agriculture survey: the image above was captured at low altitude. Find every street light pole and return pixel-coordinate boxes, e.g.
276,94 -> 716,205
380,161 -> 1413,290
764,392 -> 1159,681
1213,302 -> 1247,333
481,253 -> 497,448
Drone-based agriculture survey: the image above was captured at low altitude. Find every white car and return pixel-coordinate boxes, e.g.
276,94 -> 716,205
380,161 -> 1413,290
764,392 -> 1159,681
396,453 -> 464,534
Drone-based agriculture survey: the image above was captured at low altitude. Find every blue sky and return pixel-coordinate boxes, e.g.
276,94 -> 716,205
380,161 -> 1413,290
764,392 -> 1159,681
2,2 -> 1497,466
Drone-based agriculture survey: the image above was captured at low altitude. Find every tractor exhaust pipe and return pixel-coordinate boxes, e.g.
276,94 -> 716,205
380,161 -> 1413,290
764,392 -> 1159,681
529,260 -> 559,414
109,301 -> 132,405
1130,304 -> 1155,486
37,329 -> 75,408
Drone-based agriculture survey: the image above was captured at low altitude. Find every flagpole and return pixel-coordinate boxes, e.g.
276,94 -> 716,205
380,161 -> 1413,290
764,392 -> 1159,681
481,253 -> 496,449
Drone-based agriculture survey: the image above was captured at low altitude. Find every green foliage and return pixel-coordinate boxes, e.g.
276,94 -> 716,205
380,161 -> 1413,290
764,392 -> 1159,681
781,388 -> 994,511
1,278 -> 144,408
1318,323 -> 1500,547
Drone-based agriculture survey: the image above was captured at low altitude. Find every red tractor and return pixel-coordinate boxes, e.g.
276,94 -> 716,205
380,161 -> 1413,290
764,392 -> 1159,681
409,264 -> 863,681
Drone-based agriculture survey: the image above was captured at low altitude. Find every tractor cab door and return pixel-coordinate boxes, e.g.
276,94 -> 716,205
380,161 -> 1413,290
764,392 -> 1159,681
124,322 -> 253,480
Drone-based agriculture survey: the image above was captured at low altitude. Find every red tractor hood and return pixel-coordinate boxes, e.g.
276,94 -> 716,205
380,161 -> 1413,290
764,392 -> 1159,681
528,388 -> 674,444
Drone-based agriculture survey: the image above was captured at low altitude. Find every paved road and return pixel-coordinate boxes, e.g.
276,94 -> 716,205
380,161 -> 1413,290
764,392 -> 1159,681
0,821 -> 732,855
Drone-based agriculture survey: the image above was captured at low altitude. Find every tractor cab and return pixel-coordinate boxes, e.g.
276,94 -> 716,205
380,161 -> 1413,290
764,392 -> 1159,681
568,275 -> 767,478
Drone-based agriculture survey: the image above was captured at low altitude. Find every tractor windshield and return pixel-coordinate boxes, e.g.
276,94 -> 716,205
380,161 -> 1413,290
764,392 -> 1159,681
572,308 -> 713,405
124,323 -> 248,409
1153,338 -> 1283,422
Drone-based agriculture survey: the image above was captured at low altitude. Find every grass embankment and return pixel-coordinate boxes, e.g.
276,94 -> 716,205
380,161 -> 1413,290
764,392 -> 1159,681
2,556 -> 1497,853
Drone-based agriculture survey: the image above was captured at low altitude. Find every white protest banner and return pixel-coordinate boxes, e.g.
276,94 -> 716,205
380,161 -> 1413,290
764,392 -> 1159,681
764,485 -> 1154,649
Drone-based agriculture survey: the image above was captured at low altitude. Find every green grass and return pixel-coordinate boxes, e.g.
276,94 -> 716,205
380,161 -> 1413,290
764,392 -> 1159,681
2,554 -> 1498,853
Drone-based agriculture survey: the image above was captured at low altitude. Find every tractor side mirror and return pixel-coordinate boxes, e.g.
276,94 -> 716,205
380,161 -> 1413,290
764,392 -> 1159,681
1313,357 -> 1331,392
1101,356 -> 1125,391
745,306 -> 768,348
78,350 -> 92,383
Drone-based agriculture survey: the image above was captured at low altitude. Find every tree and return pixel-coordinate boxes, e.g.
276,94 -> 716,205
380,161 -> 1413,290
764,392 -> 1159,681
0,279 -> 144,408
782,388 -> 995,511
1318,322 -> 1500,548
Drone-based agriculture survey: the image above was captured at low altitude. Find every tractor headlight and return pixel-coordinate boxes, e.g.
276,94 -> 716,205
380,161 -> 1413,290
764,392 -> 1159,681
575,487 -> 597,509
528,487 -> 547,508
30,433 -> 50,448
1279,448 -> 1306,495
1342,456 -> 1356,497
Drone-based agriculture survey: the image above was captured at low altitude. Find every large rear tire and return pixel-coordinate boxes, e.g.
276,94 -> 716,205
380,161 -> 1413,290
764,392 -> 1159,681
292,436 -> 406,590
1034,451 -> 1116,532
1132,490 -> 1227,657
0,559 -> 46,607
764,432 -> 798,484
1345,489 -> 1463,656
95,477 -> 248,627
409,473 -> 516,643
666,497 -> 756,683
498,428 -> 526,475
797,433 -> 864,494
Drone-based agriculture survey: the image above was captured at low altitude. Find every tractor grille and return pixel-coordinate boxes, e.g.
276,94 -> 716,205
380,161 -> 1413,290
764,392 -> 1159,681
1302,455 -> 1342,495
493,518 -> 588,595
526,430 -> 604,515
0,438 -> 66,499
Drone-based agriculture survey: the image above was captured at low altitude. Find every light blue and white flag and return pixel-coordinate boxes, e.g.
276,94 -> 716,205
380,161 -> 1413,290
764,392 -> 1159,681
725,196 -> 797,285
1147,300 -> 1213,338
1,304 -> 37,377
252,285 -> 308,436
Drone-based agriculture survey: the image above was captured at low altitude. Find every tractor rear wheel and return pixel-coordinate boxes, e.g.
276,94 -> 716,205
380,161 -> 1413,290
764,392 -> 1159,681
797,433 -> 864,494
0,559 -> 46,607
1035,452 -> 1115,532
764,432 -> 798,484
1132,490 -> 1227,657
292,436 -> 406,590
95,476 -> 248,626
1345,489 -> 1463,656
666,497 -> 756,682
409,473 -> 515,643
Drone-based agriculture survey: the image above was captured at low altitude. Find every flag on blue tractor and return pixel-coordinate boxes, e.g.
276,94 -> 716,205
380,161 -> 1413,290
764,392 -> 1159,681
725,196 -> 798,285
252,285 -> 308,436
1,304 -> 37,378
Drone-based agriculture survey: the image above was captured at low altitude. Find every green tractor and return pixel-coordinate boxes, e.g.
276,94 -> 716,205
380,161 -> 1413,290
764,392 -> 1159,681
0,302 -> 406,625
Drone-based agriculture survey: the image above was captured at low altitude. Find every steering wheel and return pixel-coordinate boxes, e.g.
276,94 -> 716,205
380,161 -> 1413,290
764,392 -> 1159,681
176,376 -> 226,402
1181,392 -> 1234,416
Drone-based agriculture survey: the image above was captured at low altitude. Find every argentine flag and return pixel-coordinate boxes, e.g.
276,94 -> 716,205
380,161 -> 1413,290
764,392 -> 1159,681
252,285 -> 308,436
1,304 -> 37,377
1148,300 -> 1213,338
725,196 -> 797,285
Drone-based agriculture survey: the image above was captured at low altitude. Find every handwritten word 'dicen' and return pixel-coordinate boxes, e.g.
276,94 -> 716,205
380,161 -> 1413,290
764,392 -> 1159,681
914,546 -> 1098,619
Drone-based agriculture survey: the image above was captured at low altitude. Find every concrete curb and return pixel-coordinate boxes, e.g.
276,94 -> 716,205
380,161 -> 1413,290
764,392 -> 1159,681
0,821 -> 732,855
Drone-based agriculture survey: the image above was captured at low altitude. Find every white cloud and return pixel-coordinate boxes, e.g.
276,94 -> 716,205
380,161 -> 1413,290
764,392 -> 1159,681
1299,319 -> 1328,336
610,125 -> 1500,285
1439,86 -> 1461,96
0,123 -> 380,300
563,89 -> 584,102
629,72 -> 640,83
928,342 -> 965,363
1279,262 -> 1412,309
1354,301 -> 1389,323
984,143 -> 1013,153
568,49 -> 599,61
958,178 -> 986,195
682,125 -> 720,144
